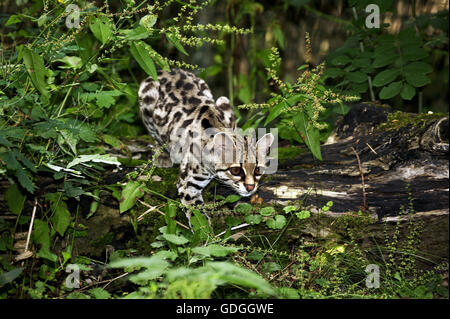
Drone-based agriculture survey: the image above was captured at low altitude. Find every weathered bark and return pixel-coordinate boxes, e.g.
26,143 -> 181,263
259,103 -> 449,221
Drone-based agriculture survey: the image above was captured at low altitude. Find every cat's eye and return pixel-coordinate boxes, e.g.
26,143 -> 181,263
254,167 -> 263,176
229,167 -> 241,176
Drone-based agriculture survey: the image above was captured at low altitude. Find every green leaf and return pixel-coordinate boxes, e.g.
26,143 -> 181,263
89,16 -> 113,44
259,206 -> 275,216
16,167 -> 36,193
404,61 -> 433,75
400,83 -> 416,100
262,262 -> 281,272
379,81 -> 402,99
33,219 -> 50,249
330,55 -> 351,66
52,201 -> 71,236
225,194 -> 241,203
372,69 -> 400,87
166,33 -> 189,55
402,47 -> 428,61
244,214 -> 262,225
372,50 -> 396,68
283,205 -> 297,214
95,90 -> 122,108
405,73 -> 431,88
22,47 -> 49,99
130,41 -> 158,81
293,111 -> 322,160
346,71 -> 367,83
266,215 -> 287,229
295,210 -> 311,220
192,244 -> 240,257
37,247 -> 58,263
323,67 -> 345,78
206,261 -> 275,296
235,203 -> 253,214
54,56 -> 82,70
5,183 -> 25,215
88,288 -> 111,299
162,233 -> 189,245
265,101 -> 286,126
119,181 -> 145,213
5,14 -> 21,26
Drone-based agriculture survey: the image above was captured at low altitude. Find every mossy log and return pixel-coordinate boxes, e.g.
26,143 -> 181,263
260,103 -> 448,219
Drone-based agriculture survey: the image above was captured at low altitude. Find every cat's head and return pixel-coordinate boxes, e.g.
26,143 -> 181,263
212,131 -> 274,197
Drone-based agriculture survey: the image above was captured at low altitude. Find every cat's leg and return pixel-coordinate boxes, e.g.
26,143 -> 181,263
177,162 -> 213,229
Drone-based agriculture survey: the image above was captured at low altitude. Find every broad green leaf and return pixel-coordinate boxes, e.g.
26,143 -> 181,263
33,219 -> 50,249
235,203 -> 253,214
405,73 -> 431,88
52,201 -> 71,236
54,56 -> 82,70
89,16 -> 113,44
5,183 -> 25,215
262,262 -> 281,272
372,52 -> 396,68
119,181 -> 145,213
400,83 -> 416,100
330,55 -> 351,66
266,215 -> 286,229
244,214 -> 262,225
402,47 -> 428,61
130,41 -> 158,81
22,47 -> 49,99
225,194 -> 241,203
162,233 -> 189,245
404,61 -> 433,75
379,81 -> 402,99
166,33 -> 189,56
192,244 -> 240,257
206,261 -> 276,296
372,69 -> 400,87
5,15 -> 21,26
347,71 -> 367,83
293,111 -> 322,160
89,288 -> 111,299
264,101 -> 286,126
16,167 -> 36,193
259,206 -> 275,216
295,210 -> 311,220
283,205 -> 297,214
323,67 -> 345,78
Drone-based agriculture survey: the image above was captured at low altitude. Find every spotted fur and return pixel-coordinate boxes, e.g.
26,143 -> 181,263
139,69 -> 274,226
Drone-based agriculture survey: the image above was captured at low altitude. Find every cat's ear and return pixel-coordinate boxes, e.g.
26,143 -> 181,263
256,133 -> 274,159
213,132 -> 236,164
216,96 -> 231,110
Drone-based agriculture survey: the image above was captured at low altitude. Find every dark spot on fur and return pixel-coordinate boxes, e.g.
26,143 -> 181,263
182,107 -> 195,115
188,96 -> 201,106
175,79 -> 184,89
201,118 -> 212,130
198,105 -> 209,117
181,119 -> 194,128
142,84 -> 152,94
194,200 -> 202,205
143,96 -> 155,105
160,78 -> 167,85
187,181 -> 203,190
184,83 -> 194,90
143,108 -> 152,118
184,193 -> 192,201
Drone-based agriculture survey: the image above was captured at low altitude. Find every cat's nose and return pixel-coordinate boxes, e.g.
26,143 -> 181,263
245,184 -> 255,192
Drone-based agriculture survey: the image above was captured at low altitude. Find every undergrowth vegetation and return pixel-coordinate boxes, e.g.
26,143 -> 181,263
0,0 -> 448,299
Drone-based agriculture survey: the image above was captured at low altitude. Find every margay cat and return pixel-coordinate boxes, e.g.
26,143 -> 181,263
138,68 -> 274,226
